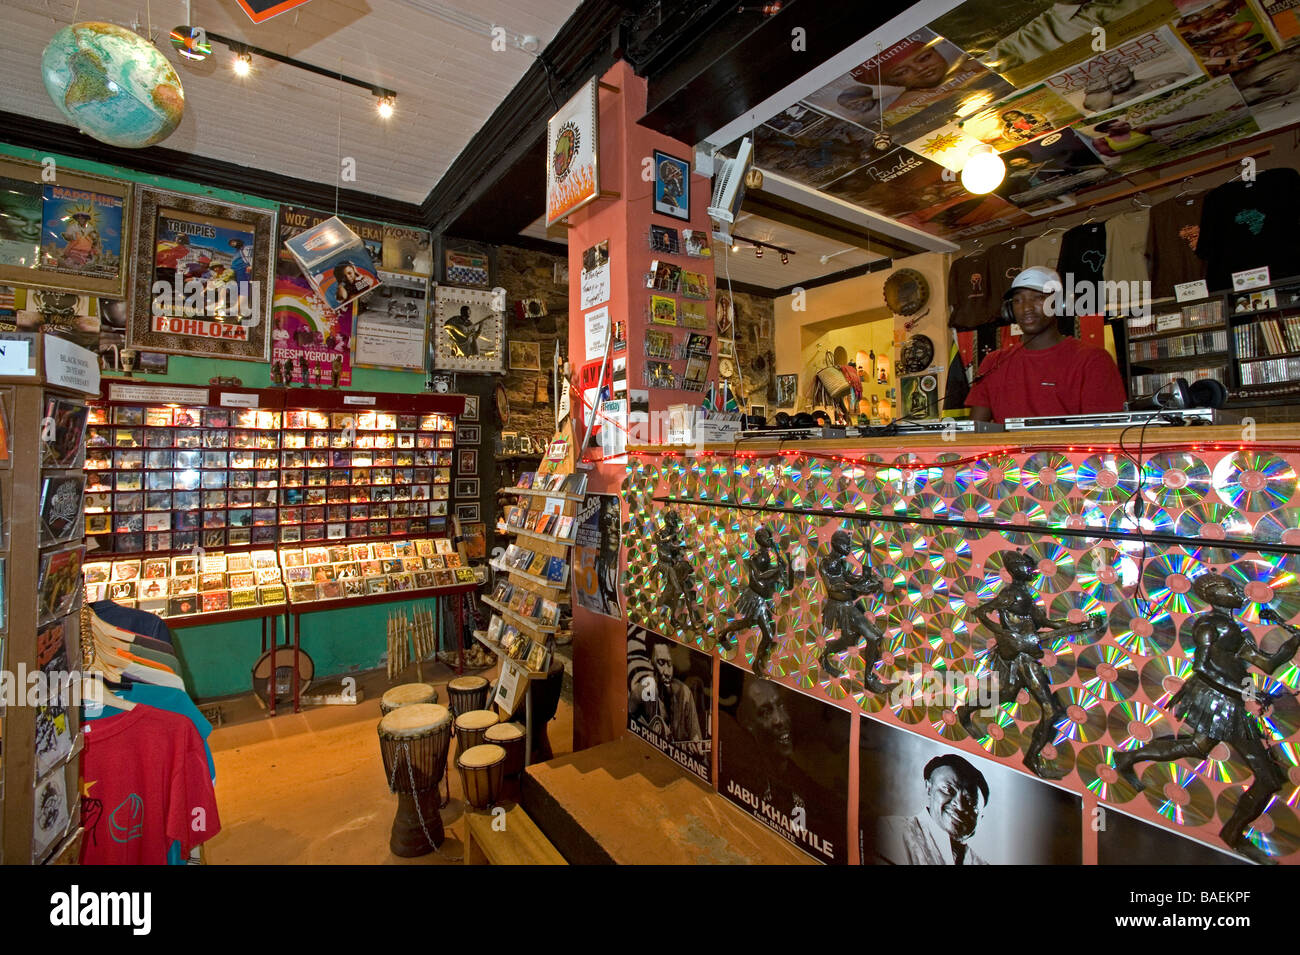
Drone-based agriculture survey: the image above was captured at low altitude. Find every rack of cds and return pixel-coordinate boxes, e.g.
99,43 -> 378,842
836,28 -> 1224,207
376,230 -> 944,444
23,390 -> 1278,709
1,334 -> 99,863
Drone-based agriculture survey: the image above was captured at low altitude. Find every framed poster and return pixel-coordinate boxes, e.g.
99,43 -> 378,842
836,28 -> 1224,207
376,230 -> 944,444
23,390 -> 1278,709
381,224 -> 433,276
653,150 -> 691,221
350,270 -> 429,372
444,245 -> 490,287
454,478 -> 479,498
0,158 -> 131,297
546,77 -> 600,226
127,186 -> 275,361
509,340 -> 541,371
461,395 -> 479,421
456,424 -> 481,445
431,285 -> 505,373
457,449 -> 477,475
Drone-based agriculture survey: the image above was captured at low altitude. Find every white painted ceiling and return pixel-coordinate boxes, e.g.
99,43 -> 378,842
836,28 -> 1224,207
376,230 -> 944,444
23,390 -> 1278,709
4,0 -> 583,204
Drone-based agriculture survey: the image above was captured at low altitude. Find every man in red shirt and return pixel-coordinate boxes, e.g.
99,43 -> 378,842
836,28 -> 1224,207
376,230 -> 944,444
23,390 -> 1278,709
966,266 -> 1127,423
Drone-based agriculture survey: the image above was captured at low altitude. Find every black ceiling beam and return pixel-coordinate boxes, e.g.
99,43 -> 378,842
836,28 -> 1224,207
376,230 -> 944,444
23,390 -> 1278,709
638,0 -> 915,147
424,0 -> 630,240
743,186 -> 926,261
0,110 -> 425,227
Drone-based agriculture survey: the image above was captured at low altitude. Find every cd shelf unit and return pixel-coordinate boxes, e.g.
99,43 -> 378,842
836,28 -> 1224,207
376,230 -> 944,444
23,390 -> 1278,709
1119,275 -> 1300,404
82,382 -> 470,623
479,434 -> 583,681
0,334 -> 99,865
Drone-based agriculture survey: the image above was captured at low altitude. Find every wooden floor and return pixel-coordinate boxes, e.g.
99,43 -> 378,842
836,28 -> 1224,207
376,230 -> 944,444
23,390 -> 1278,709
203,664 -> 573,865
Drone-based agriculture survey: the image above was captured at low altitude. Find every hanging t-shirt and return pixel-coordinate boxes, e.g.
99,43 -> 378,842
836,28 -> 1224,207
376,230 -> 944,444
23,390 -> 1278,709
948,251 -> 993,329
1022,232 -> 1063,271
80,706 -> 220,865
1058,222 -> 1107,315
965,337 -> 1127,422
1103,210 -> 1150,285
1196,168 -> 1300,291
1147,192 -> 1206,299
91,601 -> 174,646
986,239 -> 1027,315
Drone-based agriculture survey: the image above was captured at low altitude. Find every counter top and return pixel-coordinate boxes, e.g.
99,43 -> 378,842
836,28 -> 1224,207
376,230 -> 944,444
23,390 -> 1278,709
627,421 -> 1295,455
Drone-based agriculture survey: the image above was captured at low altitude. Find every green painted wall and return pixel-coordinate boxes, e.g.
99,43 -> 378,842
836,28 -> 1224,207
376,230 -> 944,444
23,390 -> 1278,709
2,142 -> 445,698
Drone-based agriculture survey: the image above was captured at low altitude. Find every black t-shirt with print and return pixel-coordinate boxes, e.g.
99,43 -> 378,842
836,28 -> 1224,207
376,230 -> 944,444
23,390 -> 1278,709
1147,192 -> 1205,299
1058,222 -> 1107,314
1196,168 -> 1300,292
948,250 -> 993,329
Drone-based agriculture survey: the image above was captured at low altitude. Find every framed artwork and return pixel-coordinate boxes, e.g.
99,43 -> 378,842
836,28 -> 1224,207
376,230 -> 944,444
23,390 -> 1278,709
455,503 -> 480,523
350,270 -> 430,372
653,150 -> 691,221
127,186 -> 275,361
458,449 -> 478,475
509,340 -> 541,371
776,374 -> 798,407
454,478 -> 480,498
0,157 -> 131,297
431,285 -> 505,373
546,77 -> 600,226
444,244 -> 490,287
456,424 -> 481,445
462,394 -> 479,421
501,431 -> 519,454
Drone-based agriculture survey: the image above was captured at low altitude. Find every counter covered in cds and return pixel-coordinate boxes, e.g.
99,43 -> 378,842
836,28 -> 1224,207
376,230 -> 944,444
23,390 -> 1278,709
622,426 -> 1300,865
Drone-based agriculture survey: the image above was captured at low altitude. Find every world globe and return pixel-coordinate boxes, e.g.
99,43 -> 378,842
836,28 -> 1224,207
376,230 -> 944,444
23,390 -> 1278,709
41,22 -> 185,149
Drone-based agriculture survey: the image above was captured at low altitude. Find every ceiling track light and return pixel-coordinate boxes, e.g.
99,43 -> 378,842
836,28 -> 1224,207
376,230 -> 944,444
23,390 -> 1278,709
375,93 -> 396,119
232,50 -> 252,76
208,31 -> 398,109
731,234 -> 795,263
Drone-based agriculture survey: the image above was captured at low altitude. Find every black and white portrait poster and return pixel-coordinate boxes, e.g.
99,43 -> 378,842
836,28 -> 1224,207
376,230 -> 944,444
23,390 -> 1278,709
858,716 -> 1082,865
574,491 -> 621,618
717,663 -> 849,864
627,626 -> 712,782
1097,806 -> 1246,866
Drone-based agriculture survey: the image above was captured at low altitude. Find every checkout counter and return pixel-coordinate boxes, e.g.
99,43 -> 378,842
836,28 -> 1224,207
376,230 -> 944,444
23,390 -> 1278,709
619,423 -> 1300,864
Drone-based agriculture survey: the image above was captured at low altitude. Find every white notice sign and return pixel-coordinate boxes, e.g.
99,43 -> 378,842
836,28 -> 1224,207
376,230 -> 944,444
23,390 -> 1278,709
584,306 -> 610,362
43,336 -> 99,394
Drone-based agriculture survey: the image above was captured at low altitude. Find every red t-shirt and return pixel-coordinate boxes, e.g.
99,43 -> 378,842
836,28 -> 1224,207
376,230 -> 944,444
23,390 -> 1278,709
80,705 -> 221,865
965,337 -> 1126,423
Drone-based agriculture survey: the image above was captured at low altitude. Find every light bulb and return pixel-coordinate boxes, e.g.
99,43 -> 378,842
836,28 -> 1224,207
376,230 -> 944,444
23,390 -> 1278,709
960,144 -> 1005,194
754,246 -> 763,258
377,95 -> 395,119
233,52 -> 252,76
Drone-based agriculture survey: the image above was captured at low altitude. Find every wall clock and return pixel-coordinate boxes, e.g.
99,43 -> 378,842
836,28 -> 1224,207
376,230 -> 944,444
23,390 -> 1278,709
431,285 -> 506,373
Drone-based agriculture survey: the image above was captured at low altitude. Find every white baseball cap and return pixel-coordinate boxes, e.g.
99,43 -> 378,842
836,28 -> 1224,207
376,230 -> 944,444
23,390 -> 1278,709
1004,266 -> 1061,299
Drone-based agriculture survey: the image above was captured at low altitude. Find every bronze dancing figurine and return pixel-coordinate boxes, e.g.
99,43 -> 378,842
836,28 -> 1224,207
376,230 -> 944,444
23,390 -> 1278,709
956,551 -> 1105,780
654,510 -> 702,629
716,525 -> 793,673
1114,574 -> 1300,865
816,529 -> 896,692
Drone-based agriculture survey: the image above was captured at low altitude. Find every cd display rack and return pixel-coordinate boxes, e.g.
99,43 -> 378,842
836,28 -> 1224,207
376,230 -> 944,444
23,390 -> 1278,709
1,334 -> 98,865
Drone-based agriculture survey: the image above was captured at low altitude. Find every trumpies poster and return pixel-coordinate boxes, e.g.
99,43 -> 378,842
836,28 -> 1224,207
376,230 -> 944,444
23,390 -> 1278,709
717,663 -> 850,864
627,626 -> 712,781
858,716 -> 1082,865
151,206 -> 258,329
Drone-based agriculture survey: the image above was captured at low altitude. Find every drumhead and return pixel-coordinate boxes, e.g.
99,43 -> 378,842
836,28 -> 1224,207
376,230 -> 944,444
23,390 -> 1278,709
448,675 -> 488,692
380,703 -> 451,737
381,683 -> 436,707
458,743 -> 506,769
455,709 -> 499,731
484,722 -> 524,743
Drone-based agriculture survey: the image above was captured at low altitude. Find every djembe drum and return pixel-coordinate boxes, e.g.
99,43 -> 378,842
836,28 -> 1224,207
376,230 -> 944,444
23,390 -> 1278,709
380,682 -> 438,715
484,721 -> 526,777
446,675 -> 490,719
458,743 -> 506,810
377,703 -> 451,856
455,709 -> 499,754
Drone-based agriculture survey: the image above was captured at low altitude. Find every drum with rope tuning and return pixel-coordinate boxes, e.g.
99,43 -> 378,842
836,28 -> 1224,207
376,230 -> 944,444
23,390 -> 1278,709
377,703 -> 451,856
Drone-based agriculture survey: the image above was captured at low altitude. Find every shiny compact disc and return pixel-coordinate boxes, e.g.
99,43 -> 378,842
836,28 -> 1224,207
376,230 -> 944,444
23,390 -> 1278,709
1213,450 -> 1298,513
1023,451 -> 1077,502
1141,452 -> 1211,509
1077,743 -> 1140,803
1142,762 -> 1214,827
1077,644 -> 1140,702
